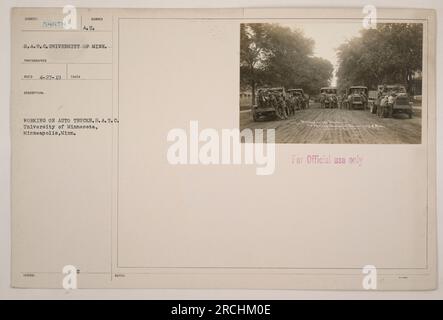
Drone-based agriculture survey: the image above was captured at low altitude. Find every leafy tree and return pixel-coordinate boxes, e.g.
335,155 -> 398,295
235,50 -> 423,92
240,24 -> 271,104
302,57 -> 334,94
240,23 -> 333,99
336,23 -> 422,94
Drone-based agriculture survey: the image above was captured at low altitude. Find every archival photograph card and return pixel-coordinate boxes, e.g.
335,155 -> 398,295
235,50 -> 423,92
10,7 -> 437,290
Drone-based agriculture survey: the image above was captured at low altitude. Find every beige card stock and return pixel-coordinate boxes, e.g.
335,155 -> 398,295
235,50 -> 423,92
11,7 -> 437,290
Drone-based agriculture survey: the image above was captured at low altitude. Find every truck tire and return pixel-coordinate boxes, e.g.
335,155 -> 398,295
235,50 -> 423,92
252,110 -> 258,122
388,106 -> 393,118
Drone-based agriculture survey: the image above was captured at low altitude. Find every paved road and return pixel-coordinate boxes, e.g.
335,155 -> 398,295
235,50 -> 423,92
240,103 -> 421,144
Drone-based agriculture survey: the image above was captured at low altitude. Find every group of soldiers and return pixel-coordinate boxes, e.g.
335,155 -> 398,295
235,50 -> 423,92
318,88 -> 369,110
377,85 -> 403,102
320,94 -> 339,108
256,88 -> 307,120
375,85 -> 409,118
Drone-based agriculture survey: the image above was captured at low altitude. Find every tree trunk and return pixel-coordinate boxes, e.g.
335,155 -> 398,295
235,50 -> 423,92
250,64 -> 256,107
251,81 -> 256,107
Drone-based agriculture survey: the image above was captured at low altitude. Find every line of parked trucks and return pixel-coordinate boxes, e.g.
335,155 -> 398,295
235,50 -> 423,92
251,84 -> 414,121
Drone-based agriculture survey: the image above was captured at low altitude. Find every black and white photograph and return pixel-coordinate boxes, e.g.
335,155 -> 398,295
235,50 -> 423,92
240,22 -> 423,144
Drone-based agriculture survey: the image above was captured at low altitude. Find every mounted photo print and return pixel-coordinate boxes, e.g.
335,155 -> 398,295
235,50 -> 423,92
10,7 -> 436,290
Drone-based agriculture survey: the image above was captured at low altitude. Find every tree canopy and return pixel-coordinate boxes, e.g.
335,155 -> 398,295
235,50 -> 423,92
336,23 -> 423,93
240,23 -> 333,97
